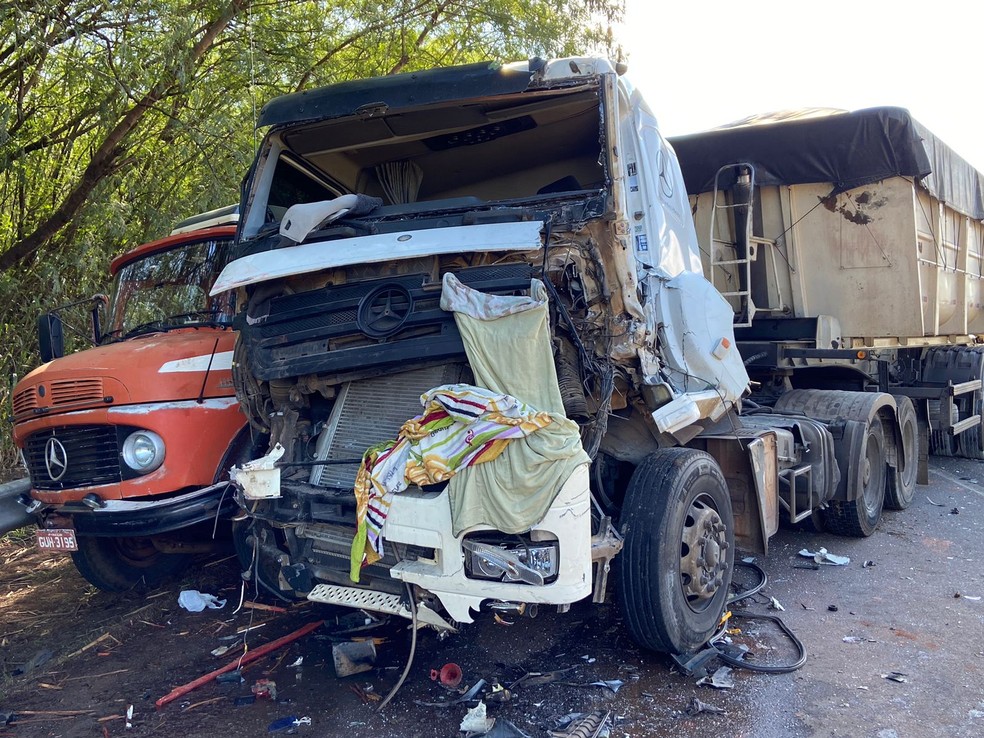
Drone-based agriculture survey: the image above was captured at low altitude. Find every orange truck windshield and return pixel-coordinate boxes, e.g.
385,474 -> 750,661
108,236 -> 235,338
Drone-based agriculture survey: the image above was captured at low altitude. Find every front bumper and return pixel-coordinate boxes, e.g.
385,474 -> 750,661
46,482 -> 238,537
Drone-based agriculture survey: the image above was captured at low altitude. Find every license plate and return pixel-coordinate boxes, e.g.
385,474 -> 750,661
35,528 -> 78,552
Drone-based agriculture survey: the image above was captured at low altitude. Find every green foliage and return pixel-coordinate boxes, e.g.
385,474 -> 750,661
0,0 -> 623,466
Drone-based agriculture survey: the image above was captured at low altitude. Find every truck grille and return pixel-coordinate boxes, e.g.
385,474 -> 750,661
245,263 -> 533,382
50,378 -> 104,406
12,388 -> 38,415
23,425 -> 122,491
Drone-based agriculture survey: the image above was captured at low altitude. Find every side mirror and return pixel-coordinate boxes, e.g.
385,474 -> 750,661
37,313 -> 64,363
91,294 -> 109,343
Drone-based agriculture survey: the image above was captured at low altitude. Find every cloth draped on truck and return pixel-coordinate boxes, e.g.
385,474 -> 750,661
349,385 -> 554,581
440,273 -> 590,536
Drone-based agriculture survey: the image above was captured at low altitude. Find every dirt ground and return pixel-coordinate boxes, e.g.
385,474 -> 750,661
1,456 -> 983,738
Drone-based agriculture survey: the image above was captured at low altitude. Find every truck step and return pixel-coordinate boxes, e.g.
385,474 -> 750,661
307,584 -> 456,631
949,414 -> 980,435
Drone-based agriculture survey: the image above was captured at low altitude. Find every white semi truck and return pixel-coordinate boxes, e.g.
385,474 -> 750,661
670,107 -> 984,519
210,60 -> 925,655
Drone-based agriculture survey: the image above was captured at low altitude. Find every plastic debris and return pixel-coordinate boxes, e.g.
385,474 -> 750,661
799,548 -> 850,566
696,666 -> 734,690
487,682 -> 512,703
769,597 -> 785,611
548,711 -> 611,738
416,679 -> 488,708
925,497 -> 945,506
742,556 -> 756,563
332,640 -> 376,677
686,697 -> 726,716
268,715 -> 311,733
215,671 -> 244,684
827,605 -> 839,612
211,645 -> 234,657
842,636 -> 875,644
510,667 -> 576,689
125,704 -> 133,730
950,507 -> 960,515
862,560 -> 875,569
460,702 -> 493,735
252,679 -> 278,700
288,657 -> 304,668
881,672 -> 908,683
430,662 -> 463,688
178,590 -> 227,612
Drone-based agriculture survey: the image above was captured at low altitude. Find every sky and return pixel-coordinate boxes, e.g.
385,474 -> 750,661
618,0 -> 984,172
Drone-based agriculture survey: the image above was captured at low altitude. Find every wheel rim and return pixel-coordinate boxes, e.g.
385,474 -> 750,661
899,415 -> 917,489
860,427 -> 886,517
680,494 -> 729,613
111,537 -> 161,569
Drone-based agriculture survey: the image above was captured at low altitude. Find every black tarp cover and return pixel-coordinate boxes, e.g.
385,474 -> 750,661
669,107 -> 984,221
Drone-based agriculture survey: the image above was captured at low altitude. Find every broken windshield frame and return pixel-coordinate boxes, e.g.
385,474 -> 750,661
105,236 -> 236,341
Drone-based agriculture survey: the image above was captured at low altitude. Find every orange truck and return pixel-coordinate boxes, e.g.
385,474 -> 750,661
10,209 -> 257,591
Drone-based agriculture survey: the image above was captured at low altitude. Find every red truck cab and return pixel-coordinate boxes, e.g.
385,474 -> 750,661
11,217 -> 256,591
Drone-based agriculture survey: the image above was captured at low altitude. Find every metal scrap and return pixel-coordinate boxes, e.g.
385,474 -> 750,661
696,666 -> 734,690
686,697 -> 726,716
509,667 -> 576,689
415,678 -> 488,708
547,711 -> 611,738
799,548 -> 850,566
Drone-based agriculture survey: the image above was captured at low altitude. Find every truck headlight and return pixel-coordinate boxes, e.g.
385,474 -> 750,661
121,431 -> 165,473
463,538 -> 559,585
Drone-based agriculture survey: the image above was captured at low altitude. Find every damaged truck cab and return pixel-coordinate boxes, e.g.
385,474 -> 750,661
214,59 -> 882,654
13,213 -> 254,591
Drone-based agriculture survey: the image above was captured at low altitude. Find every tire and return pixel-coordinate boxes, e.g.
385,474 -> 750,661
71,536 -> 192,592
885,396 -> 917,510
615,448 -> 734,655
822,419 -> 887,537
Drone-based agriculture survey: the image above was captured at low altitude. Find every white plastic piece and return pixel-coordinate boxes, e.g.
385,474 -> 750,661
231,444 -> 285,499
280,195 -> 359,242
459,702 -> 493,734
651,395 -> 701,434
711,337 -> 732,360
178,590 -> 227,612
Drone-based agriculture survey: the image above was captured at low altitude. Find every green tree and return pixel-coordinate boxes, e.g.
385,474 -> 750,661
0,0 -> 623,465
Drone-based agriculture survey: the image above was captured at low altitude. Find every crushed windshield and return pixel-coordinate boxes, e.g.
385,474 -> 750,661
107,237 -> 235,338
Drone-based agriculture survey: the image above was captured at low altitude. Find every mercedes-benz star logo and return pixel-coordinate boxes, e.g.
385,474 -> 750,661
357,284 -> 413,338
44,437 -> 69,481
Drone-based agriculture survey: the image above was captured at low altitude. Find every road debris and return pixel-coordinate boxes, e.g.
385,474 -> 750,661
11,649 -> 53,677
178,590 -> 227,612
799,548 -> 850,566
925,497 -> 945,506
862,560 -> 875,568
547,711 -> 611,737
155,620 -> 323,709
481,719 -> 531,737
430,662 -> 463,688
268,715 -> 311,733
881,672 -> 908,683
686,696 -> 726,716
696,666 -> 734,690
769,597 -> 785,611
252,678 -> 278,700
125,704 -> 133,730
828,605 -> 839,612
460,701 -> 493,734
416,678 -> 488,708
509,667 -> 576,689
332,640 -> 376,677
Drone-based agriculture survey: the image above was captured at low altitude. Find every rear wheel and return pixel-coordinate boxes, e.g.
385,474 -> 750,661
885,396 -> 917,510
71,536 -> 191,592
615,448 -> 734,654
822,419 -> 886,537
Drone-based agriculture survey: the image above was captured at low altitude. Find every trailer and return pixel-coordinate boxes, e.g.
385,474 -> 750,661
211,61 -> 912,655
670,107 -> 984,521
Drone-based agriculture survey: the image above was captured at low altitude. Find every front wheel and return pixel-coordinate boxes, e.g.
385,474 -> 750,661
615,448 -> 734,654
71,536 -> 192,592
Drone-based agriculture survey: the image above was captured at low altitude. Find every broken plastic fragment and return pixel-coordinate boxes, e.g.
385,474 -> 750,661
178,590 -> 226,612
686,696 -> 726,716
799,548 -> 850,566
769,597 -> 785,611
460,701 -> 494,734
696,666 -> 734,690
231,444 -> 285,500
